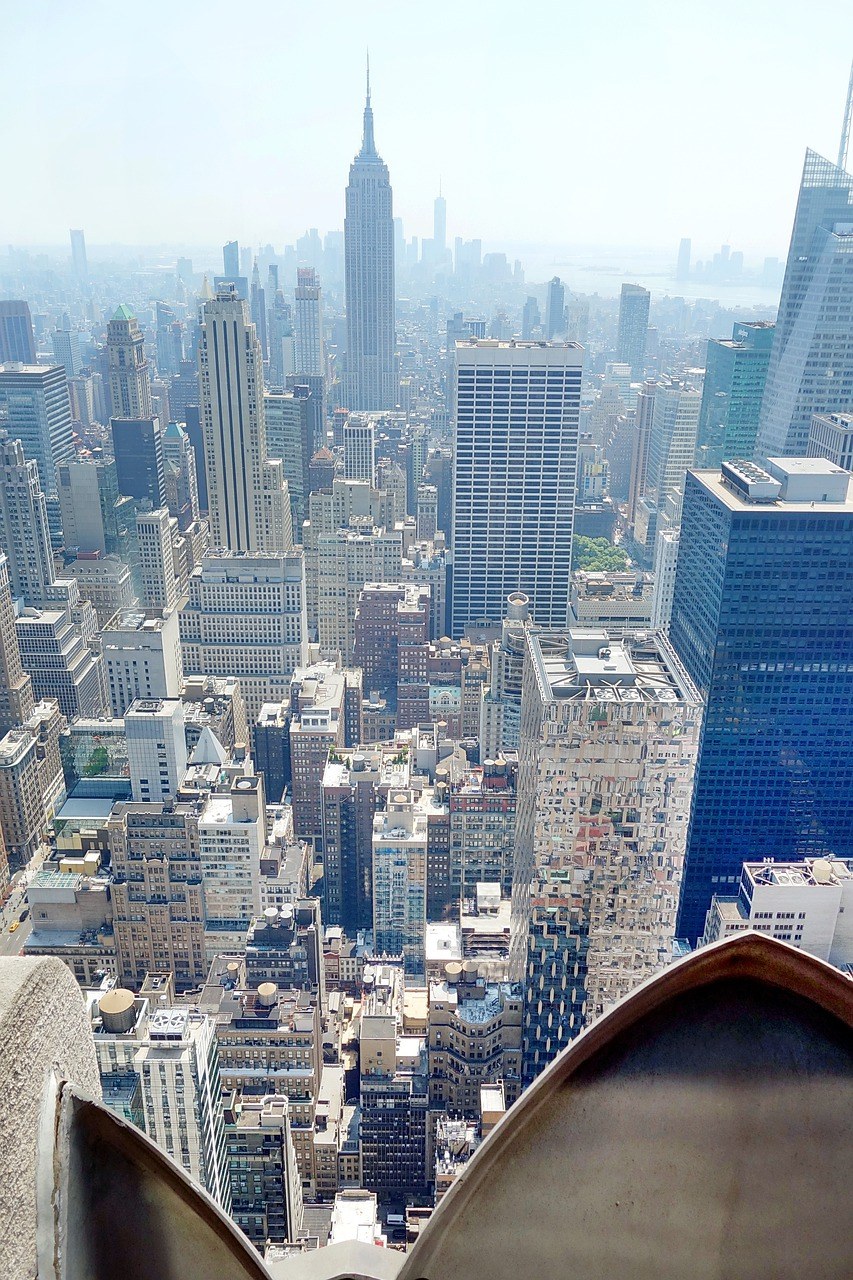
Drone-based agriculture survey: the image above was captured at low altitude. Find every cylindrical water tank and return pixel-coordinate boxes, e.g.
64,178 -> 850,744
99,988 -> 136,1034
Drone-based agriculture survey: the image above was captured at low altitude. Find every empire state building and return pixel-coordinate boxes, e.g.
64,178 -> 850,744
344,69 -> 396,412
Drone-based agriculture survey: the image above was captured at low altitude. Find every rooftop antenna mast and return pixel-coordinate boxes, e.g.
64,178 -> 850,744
839,57 -> 853,172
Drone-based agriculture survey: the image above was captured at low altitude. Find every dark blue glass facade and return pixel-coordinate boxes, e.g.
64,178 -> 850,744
670,471 -> 853,941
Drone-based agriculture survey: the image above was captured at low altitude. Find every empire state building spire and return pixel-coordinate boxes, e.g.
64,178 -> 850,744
344,63 -> 396,411
360,54 -> 377,159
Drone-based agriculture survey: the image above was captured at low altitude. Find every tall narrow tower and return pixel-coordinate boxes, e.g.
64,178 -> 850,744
198,286 -> 290,553
434,189 -> 447,252
344,64 -> 396,411
295,268 -> 325,376
107,306 -> 153,419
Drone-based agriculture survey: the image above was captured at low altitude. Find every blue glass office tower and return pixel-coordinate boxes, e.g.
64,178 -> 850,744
670,457 -> 853,942
696,322 -> 775,468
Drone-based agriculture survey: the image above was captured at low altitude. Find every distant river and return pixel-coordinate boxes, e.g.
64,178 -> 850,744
504,244 -> 782,310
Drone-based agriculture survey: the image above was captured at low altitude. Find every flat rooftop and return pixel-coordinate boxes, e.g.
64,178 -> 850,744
699,459 -> 853,512
528,629 -> 700,706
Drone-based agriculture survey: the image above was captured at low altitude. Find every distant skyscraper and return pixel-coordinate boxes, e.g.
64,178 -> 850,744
0,301 -> 36,364
107,306 -> 153,419
544,277 -> 565,339
294,268 -> 325,376
222,240 -> 239,279
268,294 -> 295,388
111,417 -> 165,508
0,364 -> 74,516
51,329 -> 82,378
670,458 -> 853,941
250,261 -> 268,360
434,192 -> 447,251
70,229 -> 88,282
676,237 -> 691,281
198,287 -> 290,553
521,296 -> 540,340
344,68 -> 396,411
756,150 -> 853,457
450,339 -> 582,636
264,390 -> 313,538
696,322 -> 775,467
617,283 -> 651,376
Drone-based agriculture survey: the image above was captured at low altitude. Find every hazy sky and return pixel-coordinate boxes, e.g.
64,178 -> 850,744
3,0 -> 852,261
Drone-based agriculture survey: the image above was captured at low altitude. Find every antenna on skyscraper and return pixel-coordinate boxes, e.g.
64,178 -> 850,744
366,50 -> 371,105
839,57 -> 853,172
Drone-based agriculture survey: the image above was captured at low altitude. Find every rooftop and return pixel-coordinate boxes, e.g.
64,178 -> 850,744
707,457 -> 853,511
743,857 -> 853,891
528,628 -> 700,706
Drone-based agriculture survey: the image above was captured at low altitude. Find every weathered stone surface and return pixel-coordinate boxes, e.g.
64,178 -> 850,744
0,957 -> 101,1280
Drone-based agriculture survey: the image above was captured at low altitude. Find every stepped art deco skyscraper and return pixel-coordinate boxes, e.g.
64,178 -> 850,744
344,67 -> 396,412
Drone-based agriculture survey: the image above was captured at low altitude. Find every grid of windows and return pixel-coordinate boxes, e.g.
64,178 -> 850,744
670,472 -> 853,941
451,344 -> 582,636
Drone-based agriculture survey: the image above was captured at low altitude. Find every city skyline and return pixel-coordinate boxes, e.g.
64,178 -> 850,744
0,5 -> 852,1257
2,1 -> 852,255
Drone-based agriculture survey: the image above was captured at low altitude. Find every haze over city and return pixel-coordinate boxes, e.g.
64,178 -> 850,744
3,0 -> 853,266
0,8 -> 852,1279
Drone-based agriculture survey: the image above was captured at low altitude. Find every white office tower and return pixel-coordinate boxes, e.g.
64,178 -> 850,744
101,608 -> 183,717
199,287 -> 291,553
807,410 -> 853,471
343,415 -> 376,483
0,437 -> 54,606
179,552 -> 308,724
344,70 -> 396,411
294,267 -> 325,376
451,340 -> 583,636
125,697 -> 188,803
137,508 -> 182,612
199,775 -> 264,956
702,857 -> 853,968
137,1006 -> 231,1211
107,305 -> 153,418
512,629 -> 702,1083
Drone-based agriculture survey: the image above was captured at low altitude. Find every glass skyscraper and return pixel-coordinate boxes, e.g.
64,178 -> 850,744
670,457 -> 853,942
696,321 -> 775,468
755,150 -> 853,458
